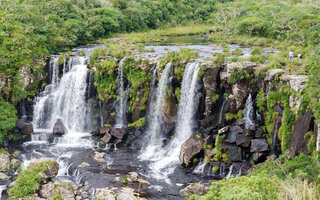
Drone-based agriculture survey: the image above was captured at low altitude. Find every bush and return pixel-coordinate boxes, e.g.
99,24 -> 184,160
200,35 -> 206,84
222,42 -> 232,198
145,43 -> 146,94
227,68 -> 250,84
231,48 -> 244,56
0,98 -> 17,144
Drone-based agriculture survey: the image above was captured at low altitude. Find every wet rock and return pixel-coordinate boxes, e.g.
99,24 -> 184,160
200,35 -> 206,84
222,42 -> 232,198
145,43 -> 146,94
225,126 -> 242,143
250,139 -> 269,152
180,183 -> 209,199
236,134 -> 250,147
252,152 -> 267,163
78,162 -> 90,168
289,109 -> 313,158
218,126 -> 230,134
100,127 -> 111,135
111,128 -> 127,139
226,146 -> 242,161
90,128 -> 100,136
180,135 -> 203,165
59,184 -> 75,200
39,182 -> 57,199
0,172 -> 10,179
53,119 -> 67,136
29,158 -> 59,178
0,151 -> 10,171
117,187 -> 137,200
95,187 -> 116,200
99,133 -> 112,147
93,152 -> 105,163
255,128 -> 264,138
21,124 -> 34,135
127,172 -> 150,188
204,148 -> 216,158
162,93 -> 177,136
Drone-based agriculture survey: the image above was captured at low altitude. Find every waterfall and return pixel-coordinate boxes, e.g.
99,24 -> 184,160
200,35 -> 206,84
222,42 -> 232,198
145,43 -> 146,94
0,185 -> 6,199
193,159 -> 206,174
143,63 -> 172,144
219,98 -> 227,124
242,93 -> 254,129
140,62 -> 199,183
32,56 -> 92,144
225,163 -> 234,179
115,57 -> 128,128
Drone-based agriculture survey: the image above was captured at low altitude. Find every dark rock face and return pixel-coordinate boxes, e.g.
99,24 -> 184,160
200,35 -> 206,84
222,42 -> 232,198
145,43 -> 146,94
236,134 -> 250,147
111,128 -> 127,139
226,146 -> 242,161
21,124 -> 33,135
53,119 -> 67,135
250,139 -> 269,152
225,126 -> 243,143
179,135 -> 203,165
202,61 -> 221,123
289,109 -> 313,158
162,93 -> 177,136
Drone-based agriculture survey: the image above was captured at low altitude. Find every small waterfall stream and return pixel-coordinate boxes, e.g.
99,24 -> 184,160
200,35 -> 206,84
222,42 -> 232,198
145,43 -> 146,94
115,57 -> 128,128
243,93 -> 254,129
140,62 -> 200,183
0,185 -> 6,199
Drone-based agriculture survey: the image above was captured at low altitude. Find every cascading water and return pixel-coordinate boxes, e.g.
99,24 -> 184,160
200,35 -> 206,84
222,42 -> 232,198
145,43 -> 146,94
140,62 -> 199,183
115,57 -> 128,128
33,56 -> 92,136
193,159 -> 206,174
243,93 -> 254,129
0,185 -> 6,199
219,98 -> 227,124
141,63 -> 172,148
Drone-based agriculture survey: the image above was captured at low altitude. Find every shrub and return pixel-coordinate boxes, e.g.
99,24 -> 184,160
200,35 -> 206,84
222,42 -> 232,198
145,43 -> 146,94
231,48 -> 244,56
227,68 -> 250,84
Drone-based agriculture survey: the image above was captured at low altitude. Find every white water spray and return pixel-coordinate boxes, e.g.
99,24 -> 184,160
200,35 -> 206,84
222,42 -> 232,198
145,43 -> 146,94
140,63 -> 199,183
243,93 -> 254,129
115,57 -> 128,128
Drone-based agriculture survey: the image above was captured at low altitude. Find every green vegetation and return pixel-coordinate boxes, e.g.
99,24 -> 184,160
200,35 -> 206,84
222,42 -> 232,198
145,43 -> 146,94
0,98 -> 17,144
227,68 -> 250,84
192,154 -> 320,200
128,117 -> 145,128
8,160 -> 58,198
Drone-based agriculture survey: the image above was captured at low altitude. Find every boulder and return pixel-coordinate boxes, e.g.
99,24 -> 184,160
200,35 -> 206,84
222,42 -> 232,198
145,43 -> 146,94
53,119 -> 67,136
289,109 -> 313,158
205,148 -> 216,158
21,124 -> 33,135
0,172 -> 10,180
93,152 -> 105,163
99,133 -> 112,147
255,128 -> 264,138
28,158 -> 59,178
111,128 -> 126,139
236,134 -> 250,147
39,182 -> 57,199
220,62 -> 256,82
95,187 -> 116,200
180,183 -> 209,199
264,69 -> 284,82
0,151 -> 10,171
225,126 -> 242,143
127,172 -> 150,188
59,184 -> 75,200
100,127 -> 110,135
218,126 -> 230,134
117,187 -> 137,200
250,139 -> 269,152
180,136 -> 203,165
252,152 -> 267,163
226,146 -> 242,161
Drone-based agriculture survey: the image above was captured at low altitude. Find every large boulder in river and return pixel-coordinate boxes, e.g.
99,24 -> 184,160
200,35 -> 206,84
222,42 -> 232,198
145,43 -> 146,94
16,119 -> 33,135
180,135 -> 203,165
111,127 -> 127,139
53,119 -> 67,136
29,158 -> 59,178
